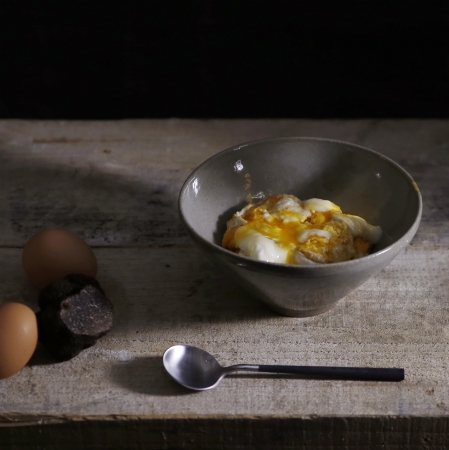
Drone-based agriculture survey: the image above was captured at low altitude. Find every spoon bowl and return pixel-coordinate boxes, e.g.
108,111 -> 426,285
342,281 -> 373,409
163,344 -> 228,390
163,345 -> 405,391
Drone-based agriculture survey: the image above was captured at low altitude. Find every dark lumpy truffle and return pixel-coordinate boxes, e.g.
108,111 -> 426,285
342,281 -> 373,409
36,274 -> 113,361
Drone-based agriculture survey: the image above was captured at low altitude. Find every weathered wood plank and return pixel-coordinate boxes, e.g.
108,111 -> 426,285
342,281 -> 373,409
1,416 -> 449,450
0,119 -> 447,246
0,243 -> 447,418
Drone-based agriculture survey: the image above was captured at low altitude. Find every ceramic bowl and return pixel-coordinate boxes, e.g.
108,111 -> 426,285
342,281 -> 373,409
179,137 -> 422,317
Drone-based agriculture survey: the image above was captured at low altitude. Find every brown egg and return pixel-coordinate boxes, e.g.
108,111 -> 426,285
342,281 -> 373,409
22,228 -> 97,289
0,302 -> 38,379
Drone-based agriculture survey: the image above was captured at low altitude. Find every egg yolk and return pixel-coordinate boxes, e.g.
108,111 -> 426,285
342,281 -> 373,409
222,194 -> 382,265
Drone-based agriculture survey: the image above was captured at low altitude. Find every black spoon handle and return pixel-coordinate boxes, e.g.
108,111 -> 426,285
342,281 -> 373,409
258,365 -> 404,381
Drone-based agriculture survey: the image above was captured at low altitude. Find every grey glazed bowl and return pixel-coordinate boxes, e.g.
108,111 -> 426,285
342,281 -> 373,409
179,137 -> 422,317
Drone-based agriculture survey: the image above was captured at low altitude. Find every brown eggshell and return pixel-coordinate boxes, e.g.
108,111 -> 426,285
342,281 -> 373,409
22,228 -> 97,289
0,302 -> 38,379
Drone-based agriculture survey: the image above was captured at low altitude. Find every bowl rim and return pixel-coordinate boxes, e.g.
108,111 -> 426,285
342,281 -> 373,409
179,136 -> 423,272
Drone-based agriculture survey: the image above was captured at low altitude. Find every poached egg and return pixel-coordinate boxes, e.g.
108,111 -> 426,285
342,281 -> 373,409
222,194 -> 382,265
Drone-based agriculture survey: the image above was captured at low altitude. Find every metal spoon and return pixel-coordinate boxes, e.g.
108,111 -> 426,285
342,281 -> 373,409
163,345 -> 404,391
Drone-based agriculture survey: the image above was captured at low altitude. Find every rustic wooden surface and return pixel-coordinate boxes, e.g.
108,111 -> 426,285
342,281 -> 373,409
0,119 -> 448,449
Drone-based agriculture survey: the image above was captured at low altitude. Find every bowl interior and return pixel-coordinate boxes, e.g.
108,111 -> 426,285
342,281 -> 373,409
180,138 -> 421,255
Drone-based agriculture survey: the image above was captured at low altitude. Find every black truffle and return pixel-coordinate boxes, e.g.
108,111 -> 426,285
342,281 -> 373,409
36,274 -> 113,361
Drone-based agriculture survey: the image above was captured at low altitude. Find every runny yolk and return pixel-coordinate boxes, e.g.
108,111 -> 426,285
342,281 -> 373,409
222,195 -> 377,264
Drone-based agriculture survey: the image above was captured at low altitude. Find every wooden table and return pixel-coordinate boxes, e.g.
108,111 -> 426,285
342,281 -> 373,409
0,119 -> 448,449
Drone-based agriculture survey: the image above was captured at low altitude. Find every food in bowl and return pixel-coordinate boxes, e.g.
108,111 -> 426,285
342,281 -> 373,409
222,194 -> 382,265
179,136 -> 422,317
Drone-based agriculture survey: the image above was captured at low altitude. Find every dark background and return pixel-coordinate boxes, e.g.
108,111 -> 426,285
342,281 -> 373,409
1,1 -> 448,119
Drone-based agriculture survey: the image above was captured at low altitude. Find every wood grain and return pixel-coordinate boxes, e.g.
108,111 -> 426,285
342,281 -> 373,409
1,416 -> 449,449
0,119 -> 448,448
